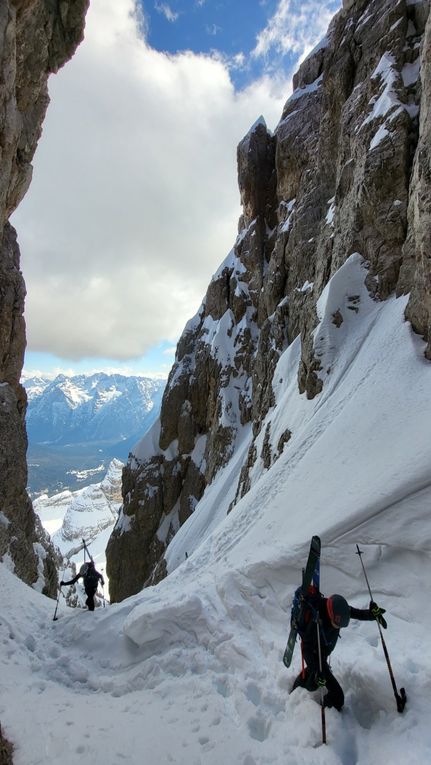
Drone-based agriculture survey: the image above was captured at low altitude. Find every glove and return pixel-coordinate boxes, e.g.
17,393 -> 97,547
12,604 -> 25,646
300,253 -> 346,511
370,601 -> 387,629
60,581 -> 64,586
315,672 -> 326,688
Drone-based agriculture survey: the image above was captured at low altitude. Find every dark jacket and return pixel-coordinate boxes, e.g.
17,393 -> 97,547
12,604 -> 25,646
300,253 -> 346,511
302,597 -> 373,674
63,563 -> 104,592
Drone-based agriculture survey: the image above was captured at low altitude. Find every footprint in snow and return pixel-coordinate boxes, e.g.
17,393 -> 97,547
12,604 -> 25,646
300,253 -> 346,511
247,713 -> 271,742
215,676 -> 231,698
24,634 -> 36,652
331,708 -> 359,765
245,682 -> 261,707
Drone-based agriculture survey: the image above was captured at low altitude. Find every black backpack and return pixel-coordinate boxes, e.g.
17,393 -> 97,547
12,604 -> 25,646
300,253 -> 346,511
291,585 -> 323,638
83,565 -> 99,589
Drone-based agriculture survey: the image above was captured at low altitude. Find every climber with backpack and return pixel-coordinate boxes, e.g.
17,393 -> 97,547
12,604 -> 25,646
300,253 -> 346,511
290,589 -> 387,711
60,560 -> 104,611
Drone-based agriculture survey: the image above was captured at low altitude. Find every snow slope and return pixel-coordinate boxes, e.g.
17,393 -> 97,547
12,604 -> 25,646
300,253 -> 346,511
1,257 -> 431,763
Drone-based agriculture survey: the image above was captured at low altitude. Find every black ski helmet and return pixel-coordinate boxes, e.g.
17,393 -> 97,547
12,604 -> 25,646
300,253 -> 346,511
327,594 -> 350,628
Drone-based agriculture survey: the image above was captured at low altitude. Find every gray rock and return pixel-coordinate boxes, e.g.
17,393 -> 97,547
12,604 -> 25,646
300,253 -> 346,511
0,0 -> 89,595
400,3 -> 431,358
106,0 -> 431,601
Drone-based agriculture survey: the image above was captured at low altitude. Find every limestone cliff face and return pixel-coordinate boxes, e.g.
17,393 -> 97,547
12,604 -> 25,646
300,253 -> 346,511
0,0 -> 89,595
106,0 -> 431,602
399,4 -> 431,359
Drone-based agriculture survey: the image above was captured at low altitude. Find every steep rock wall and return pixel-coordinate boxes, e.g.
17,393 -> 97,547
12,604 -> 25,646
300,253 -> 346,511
106,0 -> 431,602
0,0 -> 89,595
399,5 -> 431,358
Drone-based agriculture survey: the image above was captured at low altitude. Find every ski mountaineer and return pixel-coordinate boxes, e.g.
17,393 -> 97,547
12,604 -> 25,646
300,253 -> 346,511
291,593 -> 387,711
60,561 -> 104,612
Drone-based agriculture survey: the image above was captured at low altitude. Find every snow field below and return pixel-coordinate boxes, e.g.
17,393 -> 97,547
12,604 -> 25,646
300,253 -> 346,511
1,256 -> 431,763
2,495 -> 431,765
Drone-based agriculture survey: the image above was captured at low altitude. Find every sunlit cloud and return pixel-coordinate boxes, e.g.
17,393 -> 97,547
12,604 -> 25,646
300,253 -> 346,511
253,0 -> 340,67
154,2 -> 179,23
13,0 -> 341,367
14,0 -> 289,362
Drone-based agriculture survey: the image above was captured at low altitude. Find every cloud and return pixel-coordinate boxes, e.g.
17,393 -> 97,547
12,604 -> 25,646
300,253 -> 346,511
154,2 -> 179,23
253,0 -> 340,65
13,0 -> 335,363
206,23 -> 222,36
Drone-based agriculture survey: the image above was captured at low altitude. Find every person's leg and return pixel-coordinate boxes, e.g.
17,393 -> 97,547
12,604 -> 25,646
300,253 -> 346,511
85,587 -> 96,611
291,667 -> 318,693
323,667 -> 344,711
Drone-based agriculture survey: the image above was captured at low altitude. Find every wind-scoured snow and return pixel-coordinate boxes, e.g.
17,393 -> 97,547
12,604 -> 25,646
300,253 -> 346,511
1,257 -> 431,763
290,74 -> 324,103
130,419 -> 178,468
358,51 -> 420,150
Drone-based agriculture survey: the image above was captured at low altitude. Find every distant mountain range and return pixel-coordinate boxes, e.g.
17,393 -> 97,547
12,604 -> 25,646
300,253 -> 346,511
23,373 -> 165,496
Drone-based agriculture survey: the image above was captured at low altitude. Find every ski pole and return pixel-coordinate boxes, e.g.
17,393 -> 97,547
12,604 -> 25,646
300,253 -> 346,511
53,565 -> 67,621
356,545 -> 407,713
315,619 -> 327,745
53,587 -> 61,621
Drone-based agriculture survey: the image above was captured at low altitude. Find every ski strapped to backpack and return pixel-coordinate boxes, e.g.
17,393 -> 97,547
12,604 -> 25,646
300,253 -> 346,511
283,535 -> 321,668
82,538 -> 94,564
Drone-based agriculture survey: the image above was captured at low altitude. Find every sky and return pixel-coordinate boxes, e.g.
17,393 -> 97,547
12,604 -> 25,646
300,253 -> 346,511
3,251 -> 431,762
12,0 -> 341,378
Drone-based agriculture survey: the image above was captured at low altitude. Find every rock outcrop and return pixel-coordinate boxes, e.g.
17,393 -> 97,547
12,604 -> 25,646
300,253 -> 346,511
399,5 -> 431,358
0,0 -> 89,595
106,0 -> 431,602
0,723 -> 13,765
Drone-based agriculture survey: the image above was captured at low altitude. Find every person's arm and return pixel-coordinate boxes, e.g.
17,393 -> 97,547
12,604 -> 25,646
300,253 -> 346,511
350,601 -> 387,628
350,605 -> 373,621
60,573 -> 81,586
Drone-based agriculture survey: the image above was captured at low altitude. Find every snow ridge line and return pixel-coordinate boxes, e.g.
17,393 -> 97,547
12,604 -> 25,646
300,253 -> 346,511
326,477 -> 431,550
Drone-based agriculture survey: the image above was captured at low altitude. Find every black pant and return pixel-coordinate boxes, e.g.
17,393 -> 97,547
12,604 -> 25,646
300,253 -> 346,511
292,665 -> 344,710
85,586 -> 97,611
